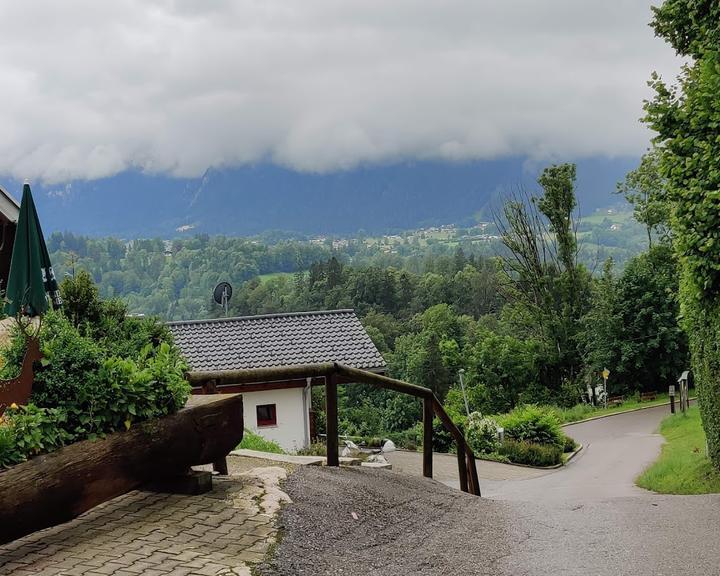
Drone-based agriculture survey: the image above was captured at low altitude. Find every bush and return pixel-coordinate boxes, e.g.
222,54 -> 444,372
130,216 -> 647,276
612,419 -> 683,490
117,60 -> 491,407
297,442 -> 327,456
387,426 -> 421,451
563,434 -> 578,453
499,439 -> 563,467
497,404 -> 565,448
432,417 -> 465,453
0,303 -> 190,465
0,405 -> 73,467
465,412 -> 500,454
237,429 -> 285,454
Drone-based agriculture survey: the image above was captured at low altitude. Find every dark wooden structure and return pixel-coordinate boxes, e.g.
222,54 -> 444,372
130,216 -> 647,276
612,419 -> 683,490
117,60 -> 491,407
0,185 -> 19,290
0,393 -> 244,545
187,363 -> 481,497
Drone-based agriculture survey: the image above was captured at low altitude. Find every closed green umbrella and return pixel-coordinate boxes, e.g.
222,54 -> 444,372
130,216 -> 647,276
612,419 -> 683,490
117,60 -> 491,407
5,183 -> 62,317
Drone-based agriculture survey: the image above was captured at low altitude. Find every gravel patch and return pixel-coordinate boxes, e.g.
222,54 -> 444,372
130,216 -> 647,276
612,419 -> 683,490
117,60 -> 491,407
256,466 -> 514,576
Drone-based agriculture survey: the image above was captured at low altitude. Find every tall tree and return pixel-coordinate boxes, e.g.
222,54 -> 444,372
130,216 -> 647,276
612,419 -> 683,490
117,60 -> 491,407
617,148 -> 670,247
497,163 -> 592,392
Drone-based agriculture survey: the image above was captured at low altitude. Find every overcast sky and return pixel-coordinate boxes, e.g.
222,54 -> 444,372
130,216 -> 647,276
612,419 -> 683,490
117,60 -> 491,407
0,1 -> 679,184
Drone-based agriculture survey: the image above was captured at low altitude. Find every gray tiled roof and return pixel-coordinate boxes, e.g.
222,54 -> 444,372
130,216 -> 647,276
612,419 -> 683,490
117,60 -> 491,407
168,309 -> 386,372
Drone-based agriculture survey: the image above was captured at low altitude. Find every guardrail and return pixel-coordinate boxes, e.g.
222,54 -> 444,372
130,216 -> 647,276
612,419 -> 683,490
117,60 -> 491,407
187,362 -> 481,496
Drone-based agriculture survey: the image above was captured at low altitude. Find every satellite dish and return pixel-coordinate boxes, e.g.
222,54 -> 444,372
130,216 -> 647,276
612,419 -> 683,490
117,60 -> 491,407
213,282 -> 232,316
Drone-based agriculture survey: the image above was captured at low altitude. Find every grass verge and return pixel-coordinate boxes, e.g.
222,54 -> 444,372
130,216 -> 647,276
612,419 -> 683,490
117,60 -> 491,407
636,406 -> 720,494
236,429 -> 285,454
550,393 -> 673,424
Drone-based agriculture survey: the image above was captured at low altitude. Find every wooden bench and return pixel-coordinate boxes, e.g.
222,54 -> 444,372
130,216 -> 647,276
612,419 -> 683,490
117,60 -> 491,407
607,395 -> 624,407
640,391 -> 657,402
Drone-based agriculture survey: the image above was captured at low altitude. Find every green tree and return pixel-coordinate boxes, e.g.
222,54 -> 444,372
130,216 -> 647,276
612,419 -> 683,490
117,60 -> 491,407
617,148 -> 670,247
498,163 -> 592,393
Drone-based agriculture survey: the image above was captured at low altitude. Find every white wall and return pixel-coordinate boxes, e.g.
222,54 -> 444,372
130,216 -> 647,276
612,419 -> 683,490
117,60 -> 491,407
242,387 -> 309,453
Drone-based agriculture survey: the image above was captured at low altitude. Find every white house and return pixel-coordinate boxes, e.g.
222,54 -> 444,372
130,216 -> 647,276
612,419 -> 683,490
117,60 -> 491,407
168,309 -> 386,452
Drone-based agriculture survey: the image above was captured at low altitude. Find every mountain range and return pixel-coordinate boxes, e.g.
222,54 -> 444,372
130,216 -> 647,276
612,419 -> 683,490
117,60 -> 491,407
2,157 -> 637,238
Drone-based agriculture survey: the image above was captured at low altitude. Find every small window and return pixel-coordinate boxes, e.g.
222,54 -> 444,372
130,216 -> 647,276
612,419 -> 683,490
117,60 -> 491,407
256,404 -> 277,427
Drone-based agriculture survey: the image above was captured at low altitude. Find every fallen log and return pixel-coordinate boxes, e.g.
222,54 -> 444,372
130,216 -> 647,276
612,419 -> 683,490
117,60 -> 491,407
0,393 -> 244,545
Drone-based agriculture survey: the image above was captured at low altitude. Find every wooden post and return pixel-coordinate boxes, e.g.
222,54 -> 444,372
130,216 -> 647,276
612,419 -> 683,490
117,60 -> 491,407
465,449 -> 481,496
326,373 -> 339,467
456,437 -> 469,493
423,397 -> 433,479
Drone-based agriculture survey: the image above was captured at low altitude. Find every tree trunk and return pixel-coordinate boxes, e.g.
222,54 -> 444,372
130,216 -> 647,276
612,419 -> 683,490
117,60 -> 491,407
0,393 -> 243,545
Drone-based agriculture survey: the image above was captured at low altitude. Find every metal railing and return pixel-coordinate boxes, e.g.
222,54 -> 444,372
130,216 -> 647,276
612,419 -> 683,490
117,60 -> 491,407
187,362 -> 481,496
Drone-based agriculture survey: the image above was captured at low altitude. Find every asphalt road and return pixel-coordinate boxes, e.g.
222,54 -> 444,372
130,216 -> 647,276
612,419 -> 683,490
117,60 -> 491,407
483,404 -> 669,501
262,404 -> 720,575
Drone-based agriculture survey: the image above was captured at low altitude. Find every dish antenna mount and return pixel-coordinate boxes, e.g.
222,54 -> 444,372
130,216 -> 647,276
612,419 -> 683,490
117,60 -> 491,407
213,282 -> 232,316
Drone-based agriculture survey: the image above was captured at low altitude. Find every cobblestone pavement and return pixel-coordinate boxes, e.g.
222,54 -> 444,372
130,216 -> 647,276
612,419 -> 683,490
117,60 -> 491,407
0,466 -> 290,576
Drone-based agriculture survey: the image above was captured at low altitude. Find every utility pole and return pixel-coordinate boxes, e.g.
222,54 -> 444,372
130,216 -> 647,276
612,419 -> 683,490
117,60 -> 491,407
458,369 -> 470,418
602,368 -> 610,410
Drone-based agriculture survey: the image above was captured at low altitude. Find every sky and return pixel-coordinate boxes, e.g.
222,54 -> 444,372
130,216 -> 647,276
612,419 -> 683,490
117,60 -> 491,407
0,1 -> 680,184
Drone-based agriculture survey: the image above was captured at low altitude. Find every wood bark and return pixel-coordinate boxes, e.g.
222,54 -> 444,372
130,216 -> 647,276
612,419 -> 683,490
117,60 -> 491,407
0,393 -> 243,545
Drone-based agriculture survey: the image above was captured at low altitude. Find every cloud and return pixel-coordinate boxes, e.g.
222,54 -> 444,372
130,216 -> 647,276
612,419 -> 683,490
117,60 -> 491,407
0,1 -> 680,183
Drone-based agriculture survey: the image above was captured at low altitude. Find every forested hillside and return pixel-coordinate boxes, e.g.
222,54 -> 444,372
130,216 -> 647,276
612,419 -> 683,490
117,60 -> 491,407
46,162 -> 687,442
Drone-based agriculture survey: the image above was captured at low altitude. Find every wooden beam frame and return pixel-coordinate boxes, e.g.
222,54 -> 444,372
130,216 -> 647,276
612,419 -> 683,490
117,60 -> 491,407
186,362 -> 481,496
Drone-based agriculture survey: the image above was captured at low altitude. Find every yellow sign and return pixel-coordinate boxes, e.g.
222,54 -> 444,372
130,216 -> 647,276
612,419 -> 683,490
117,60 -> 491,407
602,368 -> 610,380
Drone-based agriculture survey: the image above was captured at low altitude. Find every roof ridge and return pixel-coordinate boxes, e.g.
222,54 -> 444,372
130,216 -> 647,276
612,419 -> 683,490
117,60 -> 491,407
166,308 -> 357,326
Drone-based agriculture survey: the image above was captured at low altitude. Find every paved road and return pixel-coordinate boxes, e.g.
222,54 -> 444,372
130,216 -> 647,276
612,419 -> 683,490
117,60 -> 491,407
387,403 -> 671,500
265,403 -> 720,575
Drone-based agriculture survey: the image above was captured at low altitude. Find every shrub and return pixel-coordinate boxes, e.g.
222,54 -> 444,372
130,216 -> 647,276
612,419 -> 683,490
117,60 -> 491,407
499,439 -> 563,467
432,416 -> 465,453
297,442 -> 327,456
563,434 -> 578,453
387,426 -> 421,451
497,404 -> 564,448
465,412 -> 500,454
0,305 -> 190,464
237,429 -> 285,454
0,405 -> 73,467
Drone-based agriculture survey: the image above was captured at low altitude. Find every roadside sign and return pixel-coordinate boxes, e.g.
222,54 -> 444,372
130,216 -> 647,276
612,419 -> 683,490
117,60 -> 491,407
669,385 -> 675,396
602,368 -> 610,380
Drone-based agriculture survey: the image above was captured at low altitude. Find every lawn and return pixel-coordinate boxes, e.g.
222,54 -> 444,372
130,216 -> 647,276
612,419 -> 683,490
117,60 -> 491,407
636,406 -> 720,494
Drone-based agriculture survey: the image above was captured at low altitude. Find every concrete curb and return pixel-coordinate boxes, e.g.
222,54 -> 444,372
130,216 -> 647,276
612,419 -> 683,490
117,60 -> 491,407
561,397 -> 697,428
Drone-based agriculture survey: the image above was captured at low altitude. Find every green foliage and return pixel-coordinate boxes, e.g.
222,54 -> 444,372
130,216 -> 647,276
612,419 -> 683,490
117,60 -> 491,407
644,1 -> 720,468
464,333 -> 540,413
0,405 -> 73,467
499,439 -> 563,467
465,412 -> 501,455
237,429 -> 285,454
616,149 -> 670,246
297,442 -> 327,457
27,313 -> 189,439
0,278 -> 190,465
499,164 -> 593,396
432,417 -> 462,453
60,269 -> 103,328
562,434 -> 577,453
497,404 -> 564,448
579,246 -> 688,396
